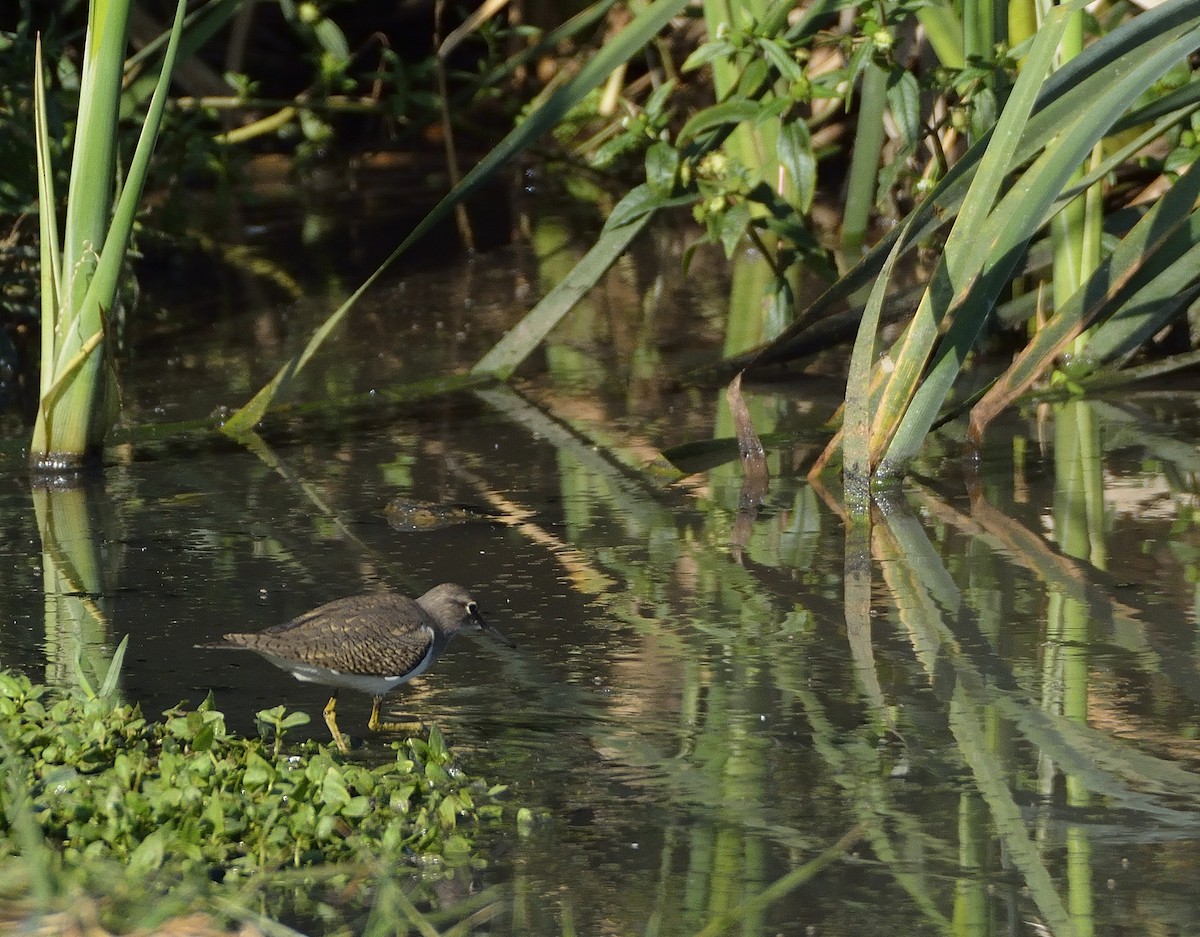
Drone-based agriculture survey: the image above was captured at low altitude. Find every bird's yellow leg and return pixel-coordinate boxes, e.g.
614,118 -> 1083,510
368,696 -> 423,735
323,692 -> 350,754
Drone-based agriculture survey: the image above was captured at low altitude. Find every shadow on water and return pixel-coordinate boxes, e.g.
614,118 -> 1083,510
7,207 -> 1200,935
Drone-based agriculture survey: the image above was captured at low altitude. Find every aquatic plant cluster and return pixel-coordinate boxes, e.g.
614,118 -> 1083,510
0,668 -> 506,919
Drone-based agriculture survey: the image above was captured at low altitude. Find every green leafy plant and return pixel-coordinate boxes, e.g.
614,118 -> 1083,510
30,0 -> 188,469
0,667 -> 508,928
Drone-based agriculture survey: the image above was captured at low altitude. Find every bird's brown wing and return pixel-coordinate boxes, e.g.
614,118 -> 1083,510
222,594 -> 436,675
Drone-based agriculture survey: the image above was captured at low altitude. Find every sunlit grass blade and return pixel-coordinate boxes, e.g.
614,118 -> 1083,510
33,38 -> 60,398
62,0 -> 130,313
968,167 -> 1200,440
841,62 -> 887,255
97,634 -> 130,701
221,0 -> 692,436
472,187 -> 660,378
858,3 -> 1075,474
72,0 -> 188,362
841,216 -> 914,504
31,0 -> 188,466
877,11 -> 1200,473
724,1 -> 1200,380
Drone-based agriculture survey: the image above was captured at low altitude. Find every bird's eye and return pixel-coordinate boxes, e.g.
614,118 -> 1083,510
466,601 -> 478,614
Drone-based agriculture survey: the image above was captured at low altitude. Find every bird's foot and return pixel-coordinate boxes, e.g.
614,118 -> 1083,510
368,696 -> 425,736
323,694 -> 351,755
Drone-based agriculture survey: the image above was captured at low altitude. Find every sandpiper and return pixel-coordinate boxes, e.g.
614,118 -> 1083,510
198,583 -> 513,753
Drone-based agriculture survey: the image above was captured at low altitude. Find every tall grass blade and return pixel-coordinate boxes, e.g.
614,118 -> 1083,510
862,4 -> 1075,473
62,0 -> 130,314
841,62 -> 887,256
69,0 -> 189,373
879,11 -> 1200,473
33,39 -> 61,400
968,166 -> 1200,440
97,634 -> 129,700
472,188 -> 659,378
221,0 -> 692,435
31,0 -> 188,464
841,218 -> 913,503
725,1 -> 1200,378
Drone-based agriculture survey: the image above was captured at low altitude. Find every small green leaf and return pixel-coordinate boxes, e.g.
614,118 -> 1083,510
643,79 -> 676,120
718,203 -> 751,257
129,830 -> 165,873
605,183 -> 666,230
755,37 -> 805,82
342,795 -> 371,818
279,711 -> 311,730
682,40 -> 735,73
886,67 -> 922,146
313,18 -> 349,60
438,795 -> 458,828
736,57 -> 771,98
242,753 -> 274,788
425,762 -> 451,786
678,98 -> 764,143
778,121 -> 816,212
426,725 -> 450,762
191,723 -> 215,753
321,768 -> 351,807
645,141 -> 680,197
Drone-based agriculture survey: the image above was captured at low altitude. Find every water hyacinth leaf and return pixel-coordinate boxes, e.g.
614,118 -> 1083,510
343,796 -> 371,818
222,0 -> 692,434
242,752 -> 274,788
322,769 -> 351,807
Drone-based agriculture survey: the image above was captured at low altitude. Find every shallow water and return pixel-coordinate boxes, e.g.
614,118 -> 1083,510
6,195 -> 1200,936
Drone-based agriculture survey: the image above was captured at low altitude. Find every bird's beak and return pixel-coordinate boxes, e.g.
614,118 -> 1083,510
472,607 -> 516,648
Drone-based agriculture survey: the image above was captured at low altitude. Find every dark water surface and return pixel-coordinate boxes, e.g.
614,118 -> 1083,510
5,202 -> 1200,936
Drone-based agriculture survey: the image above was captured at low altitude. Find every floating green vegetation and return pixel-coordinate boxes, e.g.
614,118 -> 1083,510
0,667 -> 508,930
